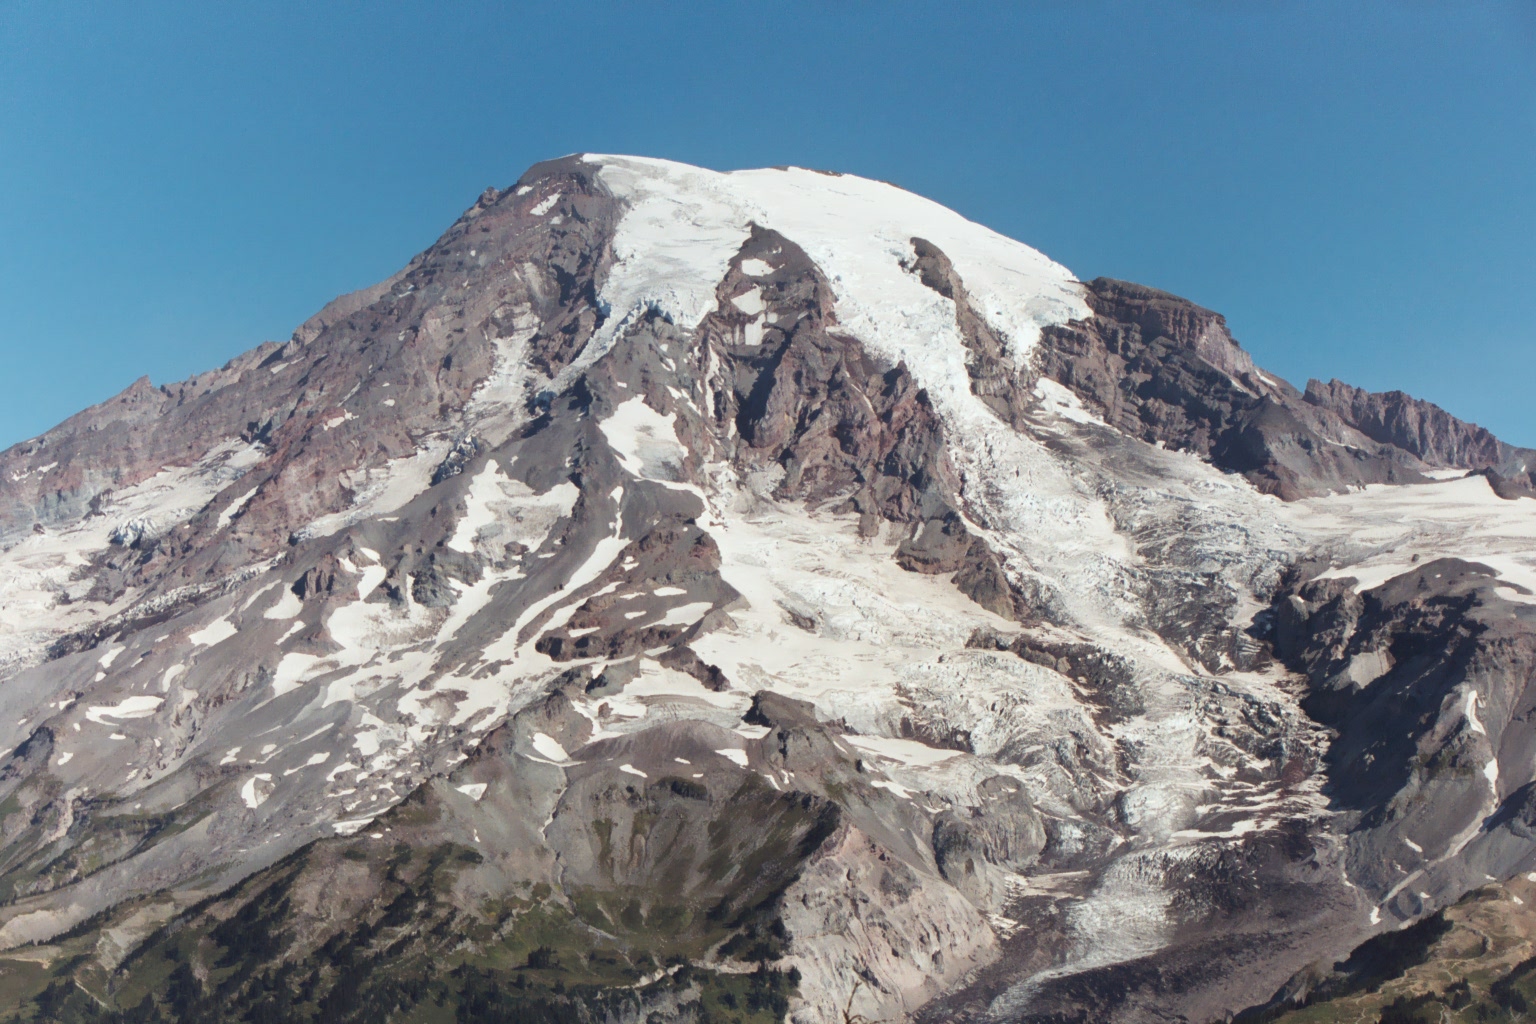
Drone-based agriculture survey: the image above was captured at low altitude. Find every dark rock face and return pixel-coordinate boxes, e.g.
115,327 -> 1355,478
932,776 -> 1046,907
704,227 -> 959,530
1271,558 -> 1536,919
1302,377 -> 1536,499
1304,377 -> 1536,474
0,156 -> 621,607
1037,278 -> 1431,498
691,227 -> 1029,620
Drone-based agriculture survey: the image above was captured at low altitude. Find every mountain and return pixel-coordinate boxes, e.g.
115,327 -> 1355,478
0,154 -> 1533,1024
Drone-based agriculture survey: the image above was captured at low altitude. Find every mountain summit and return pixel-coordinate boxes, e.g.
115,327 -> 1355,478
2,155 -> 1535,1024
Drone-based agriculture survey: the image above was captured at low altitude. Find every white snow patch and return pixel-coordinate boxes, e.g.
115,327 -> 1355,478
263,589 -> 303,620
356,564 -> 388,601
656,601 -> 714,627
241,773 -> 273,809
842,734 -> 964,768
85,696 -> 164,724
566,659 -> 748,742
189,615 -> 237,647
1464,690 -> 1487,735
598,397 -> 689,484
456,782 -> 488,801
327,761 -> 359,781
1300,477 -> 1536,601
730,287 -> 765,316
1033,378 -> 1106,427
270,653 -> 322,697
574,155 -> 1088,400
741,316 -> 765,347
447,459 -> 510,553
217,484 -> 260,529
530,732 -> 575,764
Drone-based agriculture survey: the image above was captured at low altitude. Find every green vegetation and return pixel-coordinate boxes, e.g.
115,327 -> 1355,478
0,832 -> 800,1024
1238,878 -> 1536,1023
0,748 -> 841,1024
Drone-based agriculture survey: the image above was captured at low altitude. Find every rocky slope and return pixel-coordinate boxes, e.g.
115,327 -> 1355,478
1303,378 -> 1536,499
1236,875 -> 1536,1023
0,155 -> 1533,1024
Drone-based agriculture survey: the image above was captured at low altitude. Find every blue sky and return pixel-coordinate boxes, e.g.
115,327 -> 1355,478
1,1 -> 1532,447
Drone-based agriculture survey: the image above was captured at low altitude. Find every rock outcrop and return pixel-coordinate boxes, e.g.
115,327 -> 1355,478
1036,278 -> 1434,499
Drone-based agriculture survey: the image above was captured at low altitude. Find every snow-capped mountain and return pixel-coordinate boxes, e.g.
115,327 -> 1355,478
1,155 -> 1534,1024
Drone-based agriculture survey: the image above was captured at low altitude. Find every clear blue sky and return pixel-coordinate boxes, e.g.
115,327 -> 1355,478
2,1 -> 1532,447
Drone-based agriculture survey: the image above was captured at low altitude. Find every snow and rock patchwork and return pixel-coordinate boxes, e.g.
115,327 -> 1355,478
0,154 -> 1531,1024
0,439 -> 266,678
580,154 -> 1088,415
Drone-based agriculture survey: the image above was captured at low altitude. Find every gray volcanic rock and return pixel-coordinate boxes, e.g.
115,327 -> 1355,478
0,156 -> 620,600
1274,557 -> 1536,917
1304,377 -> 1536,473
0,155 -> 1534,1024
1304,377 -> 1536,500
1036,278 -> 1431,499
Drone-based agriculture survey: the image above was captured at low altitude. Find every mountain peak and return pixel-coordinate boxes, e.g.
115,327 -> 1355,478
1,154 -> 1534,1024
